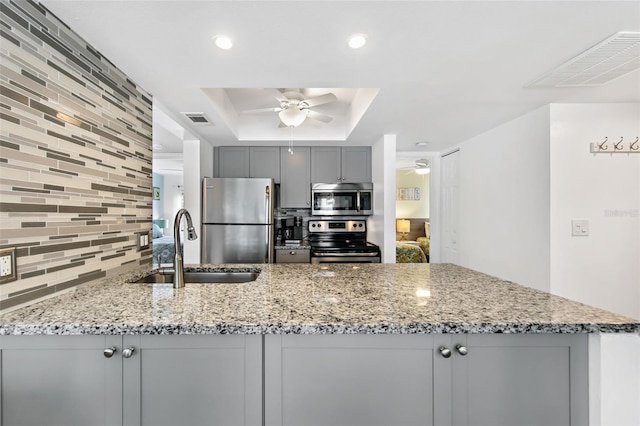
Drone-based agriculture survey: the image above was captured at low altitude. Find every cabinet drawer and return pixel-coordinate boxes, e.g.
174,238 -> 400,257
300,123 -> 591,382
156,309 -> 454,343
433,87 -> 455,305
276,249 -> 310,263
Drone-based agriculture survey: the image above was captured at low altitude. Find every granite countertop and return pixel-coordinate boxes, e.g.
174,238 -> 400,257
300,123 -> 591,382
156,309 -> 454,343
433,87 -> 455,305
1,263 -> 638,335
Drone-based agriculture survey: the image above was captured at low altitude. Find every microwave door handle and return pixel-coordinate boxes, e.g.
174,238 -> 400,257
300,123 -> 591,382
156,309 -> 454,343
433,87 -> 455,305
356,191 -> 361,212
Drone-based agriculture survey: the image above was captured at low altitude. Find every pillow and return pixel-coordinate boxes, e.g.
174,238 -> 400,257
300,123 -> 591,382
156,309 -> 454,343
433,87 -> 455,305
152,223 -> 163,238
424,222 -> 430,238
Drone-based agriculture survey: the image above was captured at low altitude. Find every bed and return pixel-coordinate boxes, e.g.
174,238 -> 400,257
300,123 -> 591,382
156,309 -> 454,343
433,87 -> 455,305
396,242 -> 427,263
395,219 -> 430,263
151,224 -> 175,267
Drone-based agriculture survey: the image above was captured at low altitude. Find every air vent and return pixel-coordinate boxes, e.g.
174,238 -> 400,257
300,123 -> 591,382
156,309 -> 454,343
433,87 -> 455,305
527,32 -> 640,87
182,112 -> 212,125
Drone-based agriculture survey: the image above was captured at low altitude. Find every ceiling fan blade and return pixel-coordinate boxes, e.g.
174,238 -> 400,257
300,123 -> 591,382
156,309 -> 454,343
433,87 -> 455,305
242,107 -> 282,114
303,93 -> 337,107
306,110 -> 333,123
266,88 -> 289,104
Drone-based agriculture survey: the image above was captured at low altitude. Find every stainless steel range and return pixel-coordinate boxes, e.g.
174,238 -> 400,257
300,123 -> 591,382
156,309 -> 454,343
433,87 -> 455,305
308,219 -> 381,263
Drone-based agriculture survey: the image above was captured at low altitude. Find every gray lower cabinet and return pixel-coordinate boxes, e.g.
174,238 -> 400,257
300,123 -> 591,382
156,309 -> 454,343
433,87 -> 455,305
0,335 -> 262,426
122,335 -> 262,426
449,334 -> 589,426
265,334 -> 589,426
275,248 -> 310,263
280,147 -> 310,208
0,335 -> 122,426
265,334 -> 436,426
1,333 -> 588,426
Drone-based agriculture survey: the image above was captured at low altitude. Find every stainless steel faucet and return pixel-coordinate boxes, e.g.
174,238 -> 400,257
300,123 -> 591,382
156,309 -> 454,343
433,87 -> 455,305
173,208 -> 198,288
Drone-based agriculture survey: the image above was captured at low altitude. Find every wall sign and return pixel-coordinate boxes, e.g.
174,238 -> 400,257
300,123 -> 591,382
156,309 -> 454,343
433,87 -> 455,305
397,187 -> 421,201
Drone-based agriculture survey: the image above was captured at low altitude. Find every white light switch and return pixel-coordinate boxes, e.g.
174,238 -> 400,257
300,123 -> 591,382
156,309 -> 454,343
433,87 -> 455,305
571,219 -> 589,236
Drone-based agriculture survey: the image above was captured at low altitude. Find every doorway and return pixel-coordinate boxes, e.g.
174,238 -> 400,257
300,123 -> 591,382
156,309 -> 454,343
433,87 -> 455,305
395,153 -> 434,262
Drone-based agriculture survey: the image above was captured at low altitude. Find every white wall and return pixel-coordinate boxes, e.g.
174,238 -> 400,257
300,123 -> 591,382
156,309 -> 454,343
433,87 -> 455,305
396,171 -> 430,218
370,134 -> 396,263
182,139 -> 214,264
161,173 -> 184,236
550,103 -> 640,320
458,105 -> 551,292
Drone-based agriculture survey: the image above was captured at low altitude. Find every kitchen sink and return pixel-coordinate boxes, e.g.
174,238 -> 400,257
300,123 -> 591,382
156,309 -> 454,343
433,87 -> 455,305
133,271 -> 259,284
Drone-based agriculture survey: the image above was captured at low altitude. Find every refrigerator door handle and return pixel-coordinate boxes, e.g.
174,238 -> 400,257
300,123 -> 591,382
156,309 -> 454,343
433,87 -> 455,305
265,185 -> 272,263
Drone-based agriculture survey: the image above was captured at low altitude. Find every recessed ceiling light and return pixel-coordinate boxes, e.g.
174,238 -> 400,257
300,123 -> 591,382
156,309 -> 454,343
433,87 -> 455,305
153,144 -> 163,150
348,34 -> 367,49
415,141 -> 429,147
213,35 -> 233,50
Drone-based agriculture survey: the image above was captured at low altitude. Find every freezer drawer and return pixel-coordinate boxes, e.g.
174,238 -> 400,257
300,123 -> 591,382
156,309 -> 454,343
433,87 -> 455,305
275,249 -> 310,264
202,224 -> 273,264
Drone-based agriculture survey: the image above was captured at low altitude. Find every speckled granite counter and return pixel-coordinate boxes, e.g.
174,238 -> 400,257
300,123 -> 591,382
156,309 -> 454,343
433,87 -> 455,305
1,263 -> 637,335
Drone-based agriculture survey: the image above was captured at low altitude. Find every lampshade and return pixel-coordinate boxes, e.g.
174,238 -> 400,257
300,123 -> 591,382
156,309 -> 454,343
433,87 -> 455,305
279,107 -> 307,127
396,219 -> 410,234
153,219 -> 168,229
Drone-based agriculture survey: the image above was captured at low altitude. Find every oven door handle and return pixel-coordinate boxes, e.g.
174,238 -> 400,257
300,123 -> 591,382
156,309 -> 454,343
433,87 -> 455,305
312,251 -> 379,257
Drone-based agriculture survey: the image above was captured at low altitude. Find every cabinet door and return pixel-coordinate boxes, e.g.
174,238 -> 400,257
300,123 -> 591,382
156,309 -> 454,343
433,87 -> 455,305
250,146 -> 280,182
341,146 -> 371,182
450,334 -> 588,426
1,335 -> 122,426
280,147 -> 311,208
265,334 -> 435,426
218,146 -> 250,177
122,335 -> 262,426
310,146 -> 341,183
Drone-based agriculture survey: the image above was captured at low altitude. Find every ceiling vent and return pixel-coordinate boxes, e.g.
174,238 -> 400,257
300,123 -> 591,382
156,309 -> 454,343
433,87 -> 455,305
182,112 -> 212,125
527,32 -> 640,87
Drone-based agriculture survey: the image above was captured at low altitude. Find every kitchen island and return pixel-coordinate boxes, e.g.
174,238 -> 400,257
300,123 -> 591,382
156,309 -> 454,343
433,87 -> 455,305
1,263 -> 638,426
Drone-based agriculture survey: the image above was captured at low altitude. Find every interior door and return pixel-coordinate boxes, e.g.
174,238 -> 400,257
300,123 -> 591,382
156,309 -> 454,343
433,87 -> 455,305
441,150 -> 459,264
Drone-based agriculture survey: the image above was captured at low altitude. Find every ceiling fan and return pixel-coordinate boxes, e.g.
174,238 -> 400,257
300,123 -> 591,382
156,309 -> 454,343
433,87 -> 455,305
242,88 -> 337,127
399,158 -> 431,175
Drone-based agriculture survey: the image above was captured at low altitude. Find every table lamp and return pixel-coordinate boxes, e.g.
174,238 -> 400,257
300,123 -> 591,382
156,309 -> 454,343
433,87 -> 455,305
396,219 -> 410,241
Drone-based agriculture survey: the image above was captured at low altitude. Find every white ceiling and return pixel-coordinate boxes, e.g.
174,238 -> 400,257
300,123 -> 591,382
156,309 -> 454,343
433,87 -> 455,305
41,0 -> 640,156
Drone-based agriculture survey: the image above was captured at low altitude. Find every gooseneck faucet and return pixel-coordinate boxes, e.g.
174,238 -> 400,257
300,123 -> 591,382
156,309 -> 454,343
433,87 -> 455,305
173,208 -> 198,288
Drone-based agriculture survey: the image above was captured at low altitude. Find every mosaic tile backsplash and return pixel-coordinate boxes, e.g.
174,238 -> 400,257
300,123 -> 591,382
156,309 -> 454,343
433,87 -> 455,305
0,0 -> 153,311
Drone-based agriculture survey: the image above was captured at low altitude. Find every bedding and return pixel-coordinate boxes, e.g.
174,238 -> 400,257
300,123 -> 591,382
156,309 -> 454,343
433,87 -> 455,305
152,235 -> 176,266
395,242 -> 427,263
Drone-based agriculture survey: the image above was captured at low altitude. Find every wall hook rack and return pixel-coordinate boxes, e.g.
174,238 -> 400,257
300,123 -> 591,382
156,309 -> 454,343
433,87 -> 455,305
590,136 -> 640,154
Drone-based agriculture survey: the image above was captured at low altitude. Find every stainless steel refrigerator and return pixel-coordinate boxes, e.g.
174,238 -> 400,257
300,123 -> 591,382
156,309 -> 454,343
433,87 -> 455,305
201,177 -> 274,264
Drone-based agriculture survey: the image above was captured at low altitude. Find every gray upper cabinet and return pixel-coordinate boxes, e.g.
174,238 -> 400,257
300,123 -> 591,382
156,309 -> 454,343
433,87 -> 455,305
311,146 -> 371,183
218,146 -> 250,178
280,147 -> 311,208
250,147 -> 280,182
218,146 -> 280,182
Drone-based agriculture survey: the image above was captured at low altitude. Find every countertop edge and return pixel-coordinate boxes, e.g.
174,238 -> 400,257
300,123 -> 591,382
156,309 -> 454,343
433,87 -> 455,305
1,322 -> 638,336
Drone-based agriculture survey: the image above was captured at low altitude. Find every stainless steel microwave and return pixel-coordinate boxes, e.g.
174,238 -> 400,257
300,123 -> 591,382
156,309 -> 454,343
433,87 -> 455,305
311,183 -> 373,216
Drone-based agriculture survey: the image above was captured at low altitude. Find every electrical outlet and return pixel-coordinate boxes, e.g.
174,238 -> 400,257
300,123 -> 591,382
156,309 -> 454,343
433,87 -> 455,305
137,231 -> 150,251
0,247 -> 17,283
1,254 -> 11,276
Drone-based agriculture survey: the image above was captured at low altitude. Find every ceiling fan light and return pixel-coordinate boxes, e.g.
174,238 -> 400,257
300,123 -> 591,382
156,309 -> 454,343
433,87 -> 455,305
278,107 -> 307,127
348,34 -> 367,49
213,35 -> 233,50
415,167 -> 430,175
